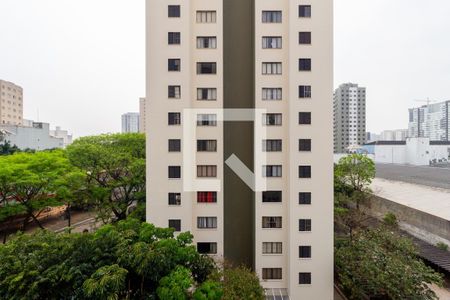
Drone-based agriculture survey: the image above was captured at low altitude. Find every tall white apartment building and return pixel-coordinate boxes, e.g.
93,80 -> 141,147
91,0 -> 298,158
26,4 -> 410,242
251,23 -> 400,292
0,80 -> 24,126
409,101 -> 450,141
333,83 -> 366,153
139,98 -> 147,133
121,112 -> 140,133
146,1 -> 333,298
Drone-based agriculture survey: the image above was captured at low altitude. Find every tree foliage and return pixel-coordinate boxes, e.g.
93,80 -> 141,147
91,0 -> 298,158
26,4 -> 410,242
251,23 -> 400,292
66,133 -> 146,222
0,141 -> 20,156
221,266 -> 265,300
336,227 -> 443,300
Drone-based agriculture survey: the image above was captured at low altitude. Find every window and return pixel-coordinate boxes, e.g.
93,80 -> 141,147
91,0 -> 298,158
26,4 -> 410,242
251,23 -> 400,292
168,112 -> 181,125
197,242 -> 217,254
168,59 -> 181,71
262,217 -> 282,229
168,219 -> 181,232
197,114 -> 217,126
299,246 -> 312,258
299,32 -> 311,44
168,86 -> 181,99
299,139 -> 311,151
197,217 -> 217,229
197,192 -> 217,203
263,140 -> 282,152
197,62 -> 217,74
197,37 -> 217,49
168,193 -> 181,206
263,165 -> 282,178
262,11 -> 282,23
168,139 -> 181,152
168,5 -> 180,18
168,32 -> 181,44
299,273 -> 312,285
299,85 -> 311,98
262,268 -> 282,280
299,166 -> 312,178
263,113 -> 282,126
168,166 -> 181,179
299,5 -> 311,18
262,88 -> 282,101
197,140 -> 217,152
262,191 -> 282,203
262,37 -> 282,49
197,88 -> 217,100
299,219 -> 312,232
299,59 -> 311,71
299,112 -> 311,125
196,11 -> 217,23
262,62 -> 282,75
197,165 -> 217,178
262,242 -> 282,254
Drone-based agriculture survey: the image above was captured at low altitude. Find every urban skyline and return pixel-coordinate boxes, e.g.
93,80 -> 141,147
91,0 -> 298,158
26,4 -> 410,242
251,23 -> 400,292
2,0 -> 450,137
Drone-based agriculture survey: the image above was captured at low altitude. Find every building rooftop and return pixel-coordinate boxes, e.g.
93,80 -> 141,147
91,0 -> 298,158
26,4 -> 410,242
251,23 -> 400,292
376,163 -> 450,190
371,178 -> 450,221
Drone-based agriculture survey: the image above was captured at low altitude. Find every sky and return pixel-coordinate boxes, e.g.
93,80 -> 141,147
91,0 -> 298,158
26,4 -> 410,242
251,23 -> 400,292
1,0 -> 450,137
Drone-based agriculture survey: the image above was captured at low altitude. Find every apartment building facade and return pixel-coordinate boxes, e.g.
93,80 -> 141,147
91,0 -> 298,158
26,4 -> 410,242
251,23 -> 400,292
333,83 -> 366,153
408,101 -> 450,141
121,112 -> 140,133
146,1 -> 333,298
139,98 -> 147,133
0,80 -> 23,126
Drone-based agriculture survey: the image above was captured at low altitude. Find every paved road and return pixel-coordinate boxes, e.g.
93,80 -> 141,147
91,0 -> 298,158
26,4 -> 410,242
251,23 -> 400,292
376,164 -> 450,190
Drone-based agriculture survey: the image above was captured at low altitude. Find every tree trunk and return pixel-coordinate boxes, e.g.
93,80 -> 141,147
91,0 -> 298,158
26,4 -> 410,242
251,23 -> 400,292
30,213 -> 44,229
66,205 -> 71,233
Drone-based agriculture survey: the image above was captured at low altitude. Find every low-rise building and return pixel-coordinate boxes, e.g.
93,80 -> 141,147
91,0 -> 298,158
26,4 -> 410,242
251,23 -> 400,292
0,122 -> 64,150
50,126 -> 73,148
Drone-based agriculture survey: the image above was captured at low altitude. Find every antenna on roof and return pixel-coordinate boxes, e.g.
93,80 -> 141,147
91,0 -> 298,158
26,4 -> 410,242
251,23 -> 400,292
414,98 -> 437,106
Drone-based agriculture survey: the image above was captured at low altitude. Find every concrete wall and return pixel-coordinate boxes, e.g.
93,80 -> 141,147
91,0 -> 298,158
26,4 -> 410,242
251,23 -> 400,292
0,122 -> 64,150
365,196 -> 450,245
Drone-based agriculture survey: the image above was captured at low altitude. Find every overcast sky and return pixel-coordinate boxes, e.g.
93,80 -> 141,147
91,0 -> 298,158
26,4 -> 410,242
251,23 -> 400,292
1,0 -> 450,137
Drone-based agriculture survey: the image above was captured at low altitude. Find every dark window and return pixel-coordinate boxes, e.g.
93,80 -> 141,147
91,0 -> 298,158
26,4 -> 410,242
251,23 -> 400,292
197,62 -> 216,74
168,219 -> 181,231
299,59 -> 311,71
262,11 -> 282,23
168,5 -> 180,17
299,246 -> 312,258
263,139 -> 282,152
299,166 -> 312,178
168,32 -> 181,44
299,139 -> 311,151
197,140 -> 217,152
299,32 -> 311,44
299,112 -> 311,124
168,112 -> 181,125
263,191 -> 282,203
197,165 -> 217,178
262,268 -> 282,280
197,114 -> 217,126
262,217 -> 282,229
168,193 -> 181,205
299,219 -> 312,232
197,242 -> 217,254
197,37 -> 217,49
168,139 -> 181,152
299,5 -> 311,18
263,113 -> 282,126
197,192 -> 217,203
168,166 -> 181,179
262,242 -> 283,254
299,85 -> 312,98
263,165 -> 282,177
197,88 -> 217,100
299,192 -> 312,205
168,59 -> 181,71
197,217 -> 217,229
168,86 -> 181,98
299,273 -> 312,285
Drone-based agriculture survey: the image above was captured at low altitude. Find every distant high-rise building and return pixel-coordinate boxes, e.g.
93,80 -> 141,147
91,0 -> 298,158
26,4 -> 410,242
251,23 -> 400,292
334,83 -> 366,153
380,129 -> 408,141
0,80 -> 24,126
408,101 -> 450,141
146,1 -> 334,298
121,112 -> 140,133
139,98 -> 146,133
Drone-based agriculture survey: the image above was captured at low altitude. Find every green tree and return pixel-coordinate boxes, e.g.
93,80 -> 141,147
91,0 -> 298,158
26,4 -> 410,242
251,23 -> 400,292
66,133 -> 146,222
83,265 -> 128,300
221,266 -> 265,300
0,141 -> 20,156
157,266 -> 193,300
335,227 -> 443,300
0,150 -> 72,230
